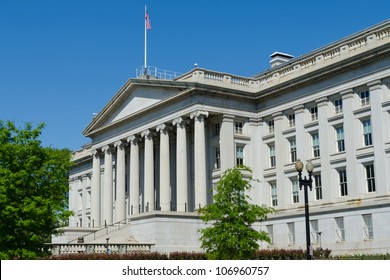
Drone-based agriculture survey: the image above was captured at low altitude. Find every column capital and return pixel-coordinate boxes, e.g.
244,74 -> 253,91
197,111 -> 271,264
293,104 -> 305,113
114,140 -> 127,150
340,88 -> 354,99
127,135 -> 140,145
141,129 -> 155,139
272,111 -> 283,121
367,79 -> 382,90
172,117 -> 189,127
102,145 -> 114,154
249,117 -> 263,126
156,123 -> 172,134
190,110 -> 209,121
91,149 -> 101,158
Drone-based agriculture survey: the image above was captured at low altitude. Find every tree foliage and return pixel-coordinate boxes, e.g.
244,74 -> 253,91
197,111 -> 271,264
0,121 -> 72,259
198,166 -> 274,260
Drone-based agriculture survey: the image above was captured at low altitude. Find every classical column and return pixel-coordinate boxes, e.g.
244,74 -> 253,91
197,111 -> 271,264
102,145 -> 113,225
114,141 -> 127,222
190,110 -> 209,210
173,117 -> 188,212
128,136 -> 140,215
142,130 -> 155,212
157,124 -> 171,211
91,150 -> 101,227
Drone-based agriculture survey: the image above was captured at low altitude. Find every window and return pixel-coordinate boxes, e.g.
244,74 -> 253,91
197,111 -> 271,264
289,138 -> 297,163
362,214 -> 374,240
270,182 -> 278,207
235,121 -> 243,134
336,126 -> 345,152
335,217 -> 345,241
310,106 -> 318,121
214,147 -> 221,169
268,120 -> 275,134
334,98 -> 343,114
288,222 -> 295,244
266,225 -> 274,244
314,174 -> 322,200
87,190 -> 91,209
339,169 -> 348,196
310,220 -> 319,244
365,164 -> 376,192
214,123 -> 220,136
312,133 -> 320,157
291,179 -> 299,204
236,145 -> 244,166
360,90 -> 370,106
269,144 -> 276,167
362,119 -> 372,146
288,114 -> 295,127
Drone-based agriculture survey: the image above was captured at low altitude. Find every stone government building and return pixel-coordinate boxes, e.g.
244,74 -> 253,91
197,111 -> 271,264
53,20 -> 390,255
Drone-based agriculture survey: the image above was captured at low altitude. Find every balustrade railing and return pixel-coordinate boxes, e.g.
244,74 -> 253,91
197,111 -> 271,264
47,243 -> 154,255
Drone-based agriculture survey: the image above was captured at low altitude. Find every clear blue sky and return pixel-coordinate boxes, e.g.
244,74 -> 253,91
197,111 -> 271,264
1,0 -> 389,151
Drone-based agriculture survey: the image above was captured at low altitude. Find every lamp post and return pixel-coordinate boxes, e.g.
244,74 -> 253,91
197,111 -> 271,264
295,159 -> 314,260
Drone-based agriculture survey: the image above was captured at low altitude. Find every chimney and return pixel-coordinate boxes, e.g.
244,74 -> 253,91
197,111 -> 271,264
270,52 -> 294,68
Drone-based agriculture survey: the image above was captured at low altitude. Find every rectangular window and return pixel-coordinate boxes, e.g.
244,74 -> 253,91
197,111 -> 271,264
214,123 -> 220,136
266,225 -> 274,244
236,145 -> 244,166
288,222 -> 295,244
312,133 -> 320,157
335,98 -> 343,114
336,126 -> 345,152
363,214 -> 374,240
215,147 -> 221,169
311,106 -> 318,121
268,120 -> 275,134
270,182 -> 278,207
235,121 -> 243,134
289,138 -> 297,163
269,144 -> 276,167
288,114 -> 295,127
362,119 -> 372,146
292,179 -> 299,204
314,174 -> 323,200
310,220 -> 319,244
339,169 -> 348,196
335,217 -> 345,241
360,90 -> 370,106
366,164 -> 376,192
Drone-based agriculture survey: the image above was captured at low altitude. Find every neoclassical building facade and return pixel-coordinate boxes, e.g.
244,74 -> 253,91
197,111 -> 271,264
55,20 -> 390,255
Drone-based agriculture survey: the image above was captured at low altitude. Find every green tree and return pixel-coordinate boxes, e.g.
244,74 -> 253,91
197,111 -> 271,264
0,121 -> 72,259
198,166 -> 274,260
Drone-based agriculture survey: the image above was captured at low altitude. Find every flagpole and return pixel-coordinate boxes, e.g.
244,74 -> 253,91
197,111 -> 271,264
144,5 -> 147,75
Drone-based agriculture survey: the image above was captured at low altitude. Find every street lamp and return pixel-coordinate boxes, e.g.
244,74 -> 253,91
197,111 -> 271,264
295,159 -> 314,260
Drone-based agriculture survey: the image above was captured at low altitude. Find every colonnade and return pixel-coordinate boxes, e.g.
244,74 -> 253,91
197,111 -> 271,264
90,110 -> 209,227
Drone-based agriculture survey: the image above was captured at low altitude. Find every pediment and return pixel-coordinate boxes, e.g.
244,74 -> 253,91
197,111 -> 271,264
84,80 -> 185,136
103,86 -> 176,125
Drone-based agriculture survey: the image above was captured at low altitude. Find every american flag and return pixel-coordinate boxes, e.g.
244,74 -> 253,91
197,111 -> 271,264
145,9 -> 151,30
